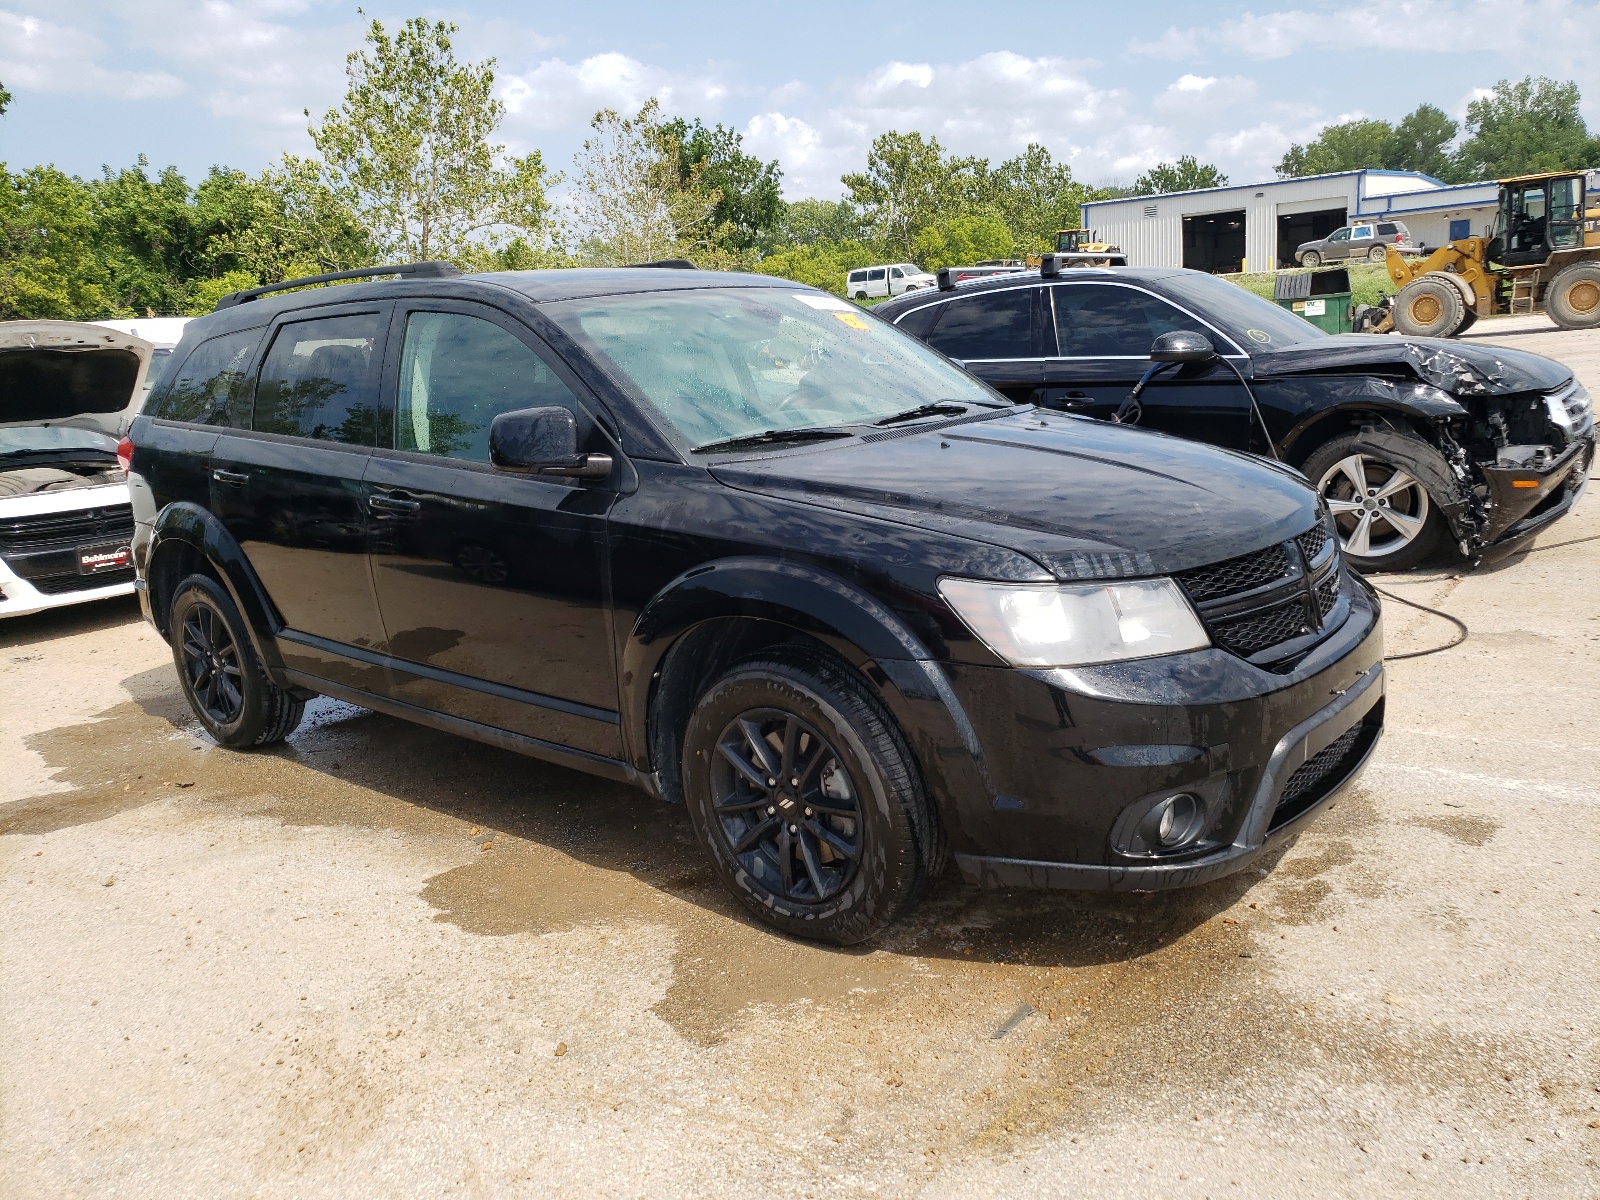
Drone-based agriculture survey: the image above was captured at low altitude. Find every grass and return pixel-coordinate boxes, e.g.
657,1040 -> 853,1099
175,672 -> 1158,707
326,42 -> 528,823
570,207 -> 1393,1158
1219,261 -> 1394,308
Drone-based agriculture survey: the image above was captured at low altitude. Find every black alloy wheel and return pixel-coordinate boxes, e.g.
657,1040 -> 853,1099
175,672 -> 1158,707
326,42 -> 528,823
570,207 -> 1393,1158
180,601 -> 244,726
168,573 -> 306,749
681,650 -> 944,943
710,708 -> 862,904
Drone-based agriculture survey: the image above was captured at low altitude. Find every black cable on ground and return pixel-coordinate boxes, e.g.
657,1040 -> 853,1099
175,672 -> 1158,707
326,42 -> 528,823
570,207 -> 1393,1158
1372,584 -> 1469,660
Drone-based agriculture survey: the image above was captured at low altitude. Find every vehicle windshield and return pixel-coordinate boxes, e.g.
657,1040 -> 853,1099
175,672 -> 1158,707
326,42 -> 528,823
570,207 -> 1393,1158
544,286 -> 1002,450
1157,273 -> 1330,350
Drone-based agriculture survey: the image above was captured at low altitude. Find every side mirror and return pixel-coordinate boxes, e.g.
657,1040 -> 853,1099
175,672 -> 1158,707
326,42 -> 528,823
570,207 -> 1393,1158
1150,330 -> 1216,363
489,406 -> 612,479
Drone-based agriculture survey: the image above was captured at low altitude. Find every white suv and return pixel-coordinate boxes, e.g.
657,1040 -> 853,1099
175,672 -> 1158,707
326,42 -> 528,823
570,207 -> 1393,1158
1,321 -> 153,617
845,263 -> 936,300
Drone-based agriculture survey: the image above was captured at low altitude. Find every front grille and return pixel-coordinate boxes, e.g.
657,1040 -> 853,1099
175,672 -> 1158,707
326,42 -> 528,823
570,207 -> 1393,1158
1211,599 -> 1316,655
1296,523 -> 1328,564
0,505 -> 135,554
1175,523 -> 1347,666
1269,715 -> 1377,830
1174,543 -> 1292,602
29,567 -> 136,595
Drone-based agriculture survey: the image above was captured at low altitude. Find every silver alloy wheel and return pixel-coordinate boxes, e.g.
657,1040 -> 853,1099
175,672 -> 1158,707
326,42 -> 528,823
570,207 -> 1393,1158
1318,453 -> 1431,560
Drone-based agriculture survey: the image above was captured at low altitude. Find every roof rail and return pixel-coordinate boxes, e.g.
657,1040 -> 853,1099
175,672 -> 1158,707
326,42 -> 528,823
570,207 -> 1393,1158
625,259 -> 698,269
212,261 -> 463,311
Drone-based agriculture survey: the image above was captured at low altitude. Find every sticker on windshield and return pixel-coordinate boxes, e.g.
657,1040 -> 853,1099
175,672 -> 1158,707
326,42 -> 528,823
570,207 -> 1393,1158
793,294 -> 855,312
1246,328 -> 1273,343
831,311 -> 870,330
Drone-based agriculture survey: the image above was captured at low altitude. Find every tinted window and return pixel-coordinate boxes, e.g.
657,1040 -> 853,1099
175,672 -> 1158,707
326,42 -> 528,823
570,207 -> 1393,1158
1050,285 -> 1209,357
868,268 -> 886,281
1158,272 -> 1327,348
150,328 -> 262,425
396,312 -> 589,462
848,271 -> 866,283
926,288 -> 1034,359
253,312 -> 386,445
893,304 -> 944,340
1376,223 -> 1398,235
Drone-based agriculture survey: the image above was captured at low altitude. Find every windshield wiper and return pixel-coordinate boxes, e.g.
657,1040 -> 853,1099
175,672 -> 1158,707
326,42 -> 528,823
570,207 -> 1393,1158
691,426 -> 855,454
872,401 -> 972,426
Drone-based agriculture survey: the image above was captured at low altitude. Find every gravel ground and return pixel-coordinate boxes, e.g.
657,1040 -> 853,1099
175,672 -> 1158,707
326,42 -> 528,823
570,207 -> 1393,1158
3,314 -> 1598,1199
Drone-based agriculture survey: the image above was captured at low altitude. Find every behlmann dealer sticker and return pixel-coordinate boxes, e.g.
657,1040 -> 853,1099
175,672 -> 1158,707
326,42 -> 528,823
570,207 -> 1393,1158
80,546 -> 131,572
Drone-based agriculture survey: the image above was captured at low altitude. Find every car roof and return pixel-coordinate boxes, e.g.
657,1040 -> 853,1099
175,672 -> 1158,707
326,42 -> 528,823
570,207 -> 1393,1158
875,265 -> 1187,315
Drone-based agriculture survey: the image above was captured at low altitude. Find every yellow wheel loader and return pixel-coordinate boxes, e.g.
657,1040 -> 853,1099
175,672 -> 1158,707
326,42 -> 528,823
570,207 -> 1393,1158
1380,169 -> 1600,337
1025,228 -> 1125,268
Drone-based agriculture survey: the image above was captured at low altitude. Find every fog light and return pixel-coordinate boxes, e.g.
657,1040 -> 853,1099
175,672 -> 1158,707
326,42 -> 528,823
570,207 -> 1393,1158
1144,792 -> 1204,850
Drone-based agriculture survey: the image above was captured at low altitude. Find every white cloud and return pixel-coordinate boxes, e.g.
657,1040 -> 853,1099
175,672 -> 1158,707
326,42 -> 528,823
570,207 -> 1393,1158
1152,73 -> 1258,117
0,9 -> 183,98
500,52 -> 730,138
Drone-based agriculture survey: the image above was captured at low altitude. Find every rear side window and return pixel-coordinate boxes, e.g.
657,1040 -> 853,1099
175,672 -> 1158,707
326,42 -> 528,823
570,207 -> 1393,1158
1351,226 -> 1374,240
253,313 -> 387,445
927,288 -> 1035,359
868,268 -> 886,281
893,304 -> 944,341
1376,223 -> 1398,235
848,271 -> 866,283
396,312 -> 590,462
150,328 -> 262,425
1051,285 -> 1211,357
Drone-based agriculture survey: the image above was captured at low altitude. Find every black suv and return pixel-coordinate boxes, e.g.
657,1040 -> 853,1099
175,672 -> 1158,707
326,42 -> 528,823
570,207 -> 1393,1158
129,264 -> 1385,943
877,266 -> 1593,572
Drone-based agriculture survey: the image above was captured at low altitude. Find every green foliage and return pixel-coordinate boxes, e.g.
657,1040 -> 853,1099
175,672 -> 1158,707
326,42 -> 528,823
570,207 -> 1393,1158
1387,104 -> 1459,180
0,165 -> 109,319
1133,155 -> 1229,196
306,17 -> 556,262
755,240 -> 878,296
780,199 -> 865,246
912,212 -> 1014,270
985,144 -> 1089,252
0,80 -> 11,118
1277,120 -> 1394,177
842,131 -> 989,260
658,118 -> 784,252
1456,77 -> 1600,178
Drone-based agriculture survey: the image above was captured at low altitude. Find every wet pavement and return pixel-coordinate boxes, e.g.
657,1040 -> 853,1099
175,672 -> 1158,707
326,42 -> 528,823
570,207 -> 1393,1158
3,316 -> 1599,1197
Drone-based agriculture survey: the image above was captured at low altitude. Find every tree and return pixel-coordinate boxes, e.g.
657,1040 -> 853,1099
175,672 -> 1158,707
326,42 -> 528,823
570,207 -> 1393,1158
658,118 -> 784,253
1386,104 -> 1459,180
841,131 -> 986,259
780,199 -> 864,246
1455,76 -> 1599,178
986,144 -> 1089,251
568,99 -> 731,266
1277,119 -> 1394,178
0,165 -> 109,319
305,17 -> 556,263
1133,155 -> 1228,195
912,212 -> 1014,269
89,157 -> 202,316
0,80 -> 11,117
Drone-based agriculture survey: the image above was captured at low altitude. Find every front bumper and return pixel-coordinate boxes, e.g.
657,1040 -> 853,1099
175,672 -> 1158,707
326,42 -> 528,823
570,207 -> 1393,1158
0,484 -> 137,618
1475,434 -> 1593,564
935,577 -> 1385,891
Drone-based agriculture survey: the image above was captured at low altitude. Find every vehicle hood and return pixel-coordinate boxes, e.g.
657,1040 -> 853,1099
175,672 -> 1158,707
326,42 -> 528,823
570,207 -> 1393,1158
1251,334 -> 1571,396
710,409 -> 1321,580
0,320 -> 153,434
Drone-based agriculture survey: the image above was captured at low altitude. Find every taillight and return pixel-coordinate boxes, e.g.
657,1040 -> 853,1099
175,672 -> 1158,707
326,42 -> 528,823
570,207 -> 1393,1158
116,434 -> 134,476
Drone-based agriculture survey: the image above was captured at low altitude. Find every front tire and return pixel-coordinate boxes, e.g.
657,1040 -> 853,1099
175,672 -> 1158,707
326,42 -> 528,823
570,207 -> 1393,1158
1367,246 -> 1387,262
680,649 -> 942,944
1302,433 -> 1446,572
1547,263 -> 1600,330
1299,250 -> 1322,267
169,574 -> 304,748
1393,277 -> 1466,337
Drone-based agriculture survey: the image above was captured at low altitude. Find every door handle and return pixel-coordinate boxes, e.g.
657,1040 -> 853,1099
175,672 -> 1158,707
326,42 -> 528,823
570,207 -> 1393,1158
212,469 -> 250,486
1053,391 -> 1094,409
368,493 -> 421,516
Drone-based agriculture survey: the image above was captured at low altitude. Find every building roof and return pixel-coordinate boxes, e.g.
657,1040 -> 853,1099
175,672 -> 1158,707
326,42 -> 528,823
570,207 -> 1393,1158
1082,168 -> 1460,212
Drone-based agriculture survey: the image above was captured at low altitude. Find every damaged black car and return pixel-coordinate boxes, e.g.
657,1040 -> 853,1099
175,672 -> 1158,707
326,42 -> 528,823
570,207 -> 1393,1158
878,267 -> 1595,571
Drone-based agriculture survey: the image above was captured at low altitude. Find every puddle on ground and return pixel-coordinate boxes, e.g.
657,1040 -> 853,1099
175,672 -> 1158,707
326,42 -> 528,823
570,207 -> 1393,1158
7,663 -> 1586,1157
1407,812 -> 1501,847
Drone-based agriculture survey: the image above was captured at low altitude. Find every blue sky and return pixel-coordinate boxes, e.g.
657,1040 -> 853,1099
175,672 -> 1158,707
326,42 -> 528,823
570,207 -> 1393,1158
3,1 -> 1598,197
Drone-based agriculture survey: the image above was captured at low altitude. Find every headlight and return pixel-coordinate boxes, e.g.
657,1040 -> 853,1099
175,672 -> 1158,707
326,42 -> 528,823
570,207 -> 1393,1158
938,577 -> 1210,668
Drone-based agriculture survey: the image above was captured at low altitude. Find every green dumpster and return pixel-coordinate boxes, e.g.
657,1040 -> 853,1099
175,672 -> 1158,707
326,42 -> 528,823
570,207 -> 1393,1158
1273,267 -> 1353,333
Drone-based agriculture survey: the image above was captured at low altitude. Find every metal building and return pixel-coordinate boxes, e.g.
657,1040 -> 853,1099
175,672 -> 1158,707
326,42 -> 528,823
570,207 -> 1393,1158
1082,170 -> 1500,272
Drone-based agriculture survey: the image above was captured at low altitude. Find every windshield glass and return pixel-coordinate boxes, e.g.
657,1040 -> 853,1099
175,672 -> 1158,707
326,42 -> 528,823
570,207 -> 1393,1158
1157,273 -> 1329,350
544,286 -> 1002,449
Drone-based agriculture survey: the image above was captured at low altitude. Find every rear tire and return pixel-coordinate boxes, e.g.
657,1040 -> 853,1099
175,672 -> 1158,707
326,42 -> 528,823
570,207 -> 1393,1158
1301,433 -> 1447,573
169,574 -> 304,749
1393,277 -> 1466,338
1299,250 -> 1322,267
1547,263 -> 1600,330
680,648 -> 943,944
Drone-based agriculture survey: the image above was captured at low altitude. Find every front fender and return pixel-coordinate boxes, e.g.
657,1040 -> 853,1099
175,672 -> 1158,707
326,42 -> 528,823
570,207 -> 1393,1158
1277,377 -> 1465,461
146,501 -> 286,675
623,557 -> 1002,854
